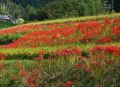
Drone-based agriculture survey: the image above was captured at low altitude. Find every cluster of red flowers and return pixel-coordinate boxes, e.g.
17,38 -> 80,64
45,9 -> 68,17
91,45 -> 120,58
0,24 -> 43,35
0,53 -> 6,60
56,47 -> 81,58
0,17 -> 119,48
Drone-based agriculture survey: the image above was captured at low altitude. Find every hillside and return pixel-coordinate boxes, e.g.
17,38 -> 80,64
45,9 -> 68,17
0,0 -> 120,85
0,13 -> 119,87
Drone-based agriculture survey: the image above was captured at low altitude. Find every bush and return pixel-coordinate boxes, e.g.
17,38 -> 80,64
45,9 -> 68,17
0,33 -> 24,45
17,18 -> 25,25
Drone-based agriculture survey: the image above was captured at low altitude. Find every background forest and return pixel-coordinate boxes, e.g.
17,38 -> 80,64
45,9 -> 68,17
0,0 -> 120,21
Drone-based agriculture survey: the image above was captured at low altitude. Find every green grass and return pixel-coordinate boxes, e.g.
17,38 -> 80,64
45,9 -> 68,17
0,20 -> 14,29
0,42 -> 119,54
0,42 -> 119,60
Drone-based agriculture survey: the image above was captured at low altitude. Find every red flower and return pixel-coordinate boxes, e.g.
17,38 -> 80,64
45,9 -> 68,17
81,64 -> 89,72
27,76 -> 33,83
34,75 -> 39,78
11,75 -> 17,80
107,60 -> 112,64
64,81 -> 74,87
67,81 -> 74,85
29,83 -> 35,87
75,64 -> 80,68
78,56 -> 83,61
1,53 -> 5,56
20,70 -> 28,78
0,53 -> 6,60
0,63 -> 4,71
34,56 -> 43,61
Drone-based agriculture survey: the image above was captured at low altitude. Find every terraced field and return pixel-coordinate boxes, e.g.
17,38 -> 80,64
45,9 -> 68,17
0,13 -> 120,87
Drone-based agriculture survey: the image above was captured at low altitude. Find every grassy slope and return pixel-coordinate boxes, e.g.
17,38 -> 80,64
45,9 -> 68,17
0,13 -> 119,60
26,13 -> 120,25
0,13 -> 120,59
0,13 -> 120,86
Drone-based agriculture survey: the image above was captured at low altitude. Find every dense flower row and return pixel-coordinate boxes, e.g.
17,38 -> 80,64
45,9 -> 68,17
0,22 -> 79,36
1,18 -> 120,48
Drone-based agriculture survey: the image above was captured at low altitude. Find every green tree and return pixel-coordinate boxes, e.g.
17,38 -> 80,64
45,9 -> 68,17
26,5 -> 37,20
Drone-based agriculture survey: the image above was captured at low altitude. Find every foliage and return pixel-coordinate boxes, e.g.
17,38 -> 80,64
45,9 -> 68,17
0,0 -> 25,18
0,0 -> 105,21
0,33 -> 24,45
1,0 -> 120,21
0,20 -> 14,29
17,18 -> 25,25
32,0 -> 105,21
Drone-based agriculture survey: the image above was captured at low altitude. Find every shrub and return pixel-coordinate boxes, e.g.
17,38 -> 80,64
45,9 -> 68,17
0,33 -> 24,45
17,18 -> 25,25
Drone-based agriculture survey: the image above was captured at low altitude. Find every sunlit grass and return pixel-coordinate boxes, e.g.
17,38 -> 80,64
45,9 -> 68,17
0,42 -> 119,55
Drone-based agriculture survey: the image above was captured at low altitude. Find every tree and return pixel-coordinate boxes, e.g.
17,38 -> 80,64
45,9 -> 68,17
26,5 -> 37,20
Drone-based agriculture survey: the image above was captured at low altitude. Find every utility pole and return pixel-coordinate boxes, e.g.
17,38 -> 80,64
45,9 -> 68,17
111,0 -> 114,12
104,0 -> 114,13
104,0 -> 111,12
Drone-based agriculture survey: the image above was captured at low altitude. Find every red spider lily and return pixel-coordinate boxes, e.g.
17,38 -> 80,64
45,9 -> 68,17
31,71 -> 39,79
90,46 -> 105,54
17,62 -> 23,69
17,62 -> 24,70
34,56 -> 43,61
70,47 -> 81,55
104,18 -> 111,25
107,60 -> 112,64
20,70 -> 28,78
0,63 -> 4,71
56,48 -> 71,58
91,46 -> 120,58
38,49 -> 44,55
0,53 -> 6,60
11,75 -> 17,80
75,64 -> 80,68
78,56 -> 83,61
29,83 -> 36,87
81,64 -> 89,72
16,62 -> 21,66
64,81 -> 74,87
27,76 -> 33,84
33,75 -> 39,79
